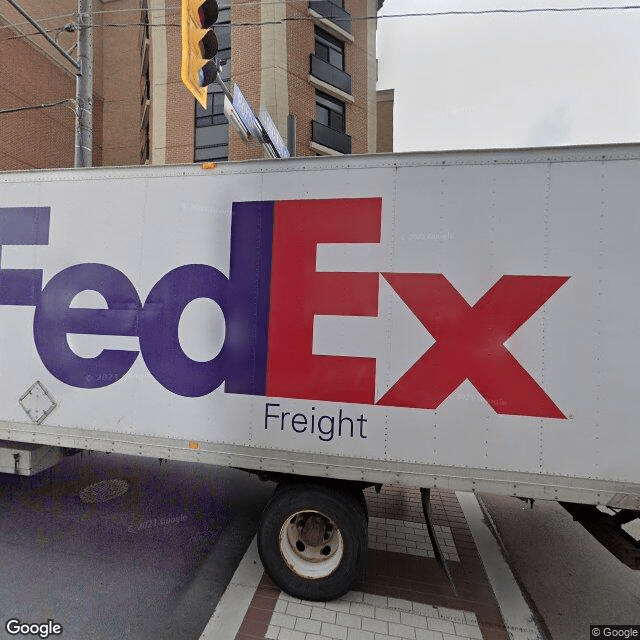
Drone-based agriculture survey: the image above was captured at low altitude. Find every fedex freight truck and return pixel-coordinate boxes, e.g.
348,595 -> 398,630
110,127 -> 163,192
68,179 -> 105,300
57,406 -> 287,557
1,145 -> 639,599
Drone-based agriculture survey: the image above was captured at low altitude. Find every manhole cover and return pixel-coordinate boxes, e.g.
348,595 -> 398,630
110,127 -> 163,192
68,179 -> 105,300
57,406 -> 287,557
79,479 -> 130,504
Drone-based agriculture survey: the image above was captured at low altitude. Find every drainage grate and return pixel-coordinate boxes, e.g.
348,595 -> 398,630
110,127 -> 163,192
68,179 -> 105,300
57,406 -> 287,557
79,479 -> 130,504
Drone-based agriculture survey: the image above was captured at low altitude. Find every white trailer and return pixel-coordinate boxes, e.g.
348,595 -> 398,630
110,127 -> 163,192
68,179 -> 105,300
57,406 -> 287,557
1,145 -> 639,597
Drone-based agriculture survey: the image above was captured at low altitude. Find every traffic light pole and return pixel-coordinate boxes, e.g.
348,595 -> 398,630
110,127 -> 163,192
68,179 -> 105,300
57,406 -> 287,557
215,76 -> 233,102
287,114 -> 296,157
74,0 -> 93,168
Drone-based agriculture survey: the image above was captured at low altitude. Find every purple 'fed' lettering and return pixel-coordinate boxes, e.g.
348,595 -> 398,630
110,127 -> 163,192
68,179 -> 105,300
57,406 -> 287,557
0,207 -> 49,306
2,204 -> 273,397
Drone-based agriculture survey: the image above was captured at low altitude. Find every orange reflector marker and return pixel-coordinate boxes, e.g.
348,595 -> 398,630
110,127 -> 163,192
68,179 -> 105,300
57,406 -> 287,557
189,441 -> 199,449
201,162 -> 217,170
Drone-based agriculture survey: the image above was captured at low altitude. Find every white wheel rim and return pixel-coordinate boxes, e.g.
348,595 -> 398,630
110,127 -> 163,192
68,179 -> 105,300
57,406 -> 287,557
278,509 -> 344,579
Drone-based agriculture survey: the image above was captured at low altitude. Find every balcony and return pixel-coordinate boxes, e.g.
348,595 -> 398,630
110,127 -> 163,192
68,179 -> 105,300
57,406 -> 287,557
312,121 -> 351,155
310,55 -> 352,95
308,0 -> 351,34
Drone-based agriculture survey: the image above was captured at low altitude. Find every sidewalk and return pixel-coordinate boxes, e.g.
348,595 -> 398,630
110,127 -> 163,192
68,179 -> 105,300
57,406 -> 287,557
201,486 -> 545,640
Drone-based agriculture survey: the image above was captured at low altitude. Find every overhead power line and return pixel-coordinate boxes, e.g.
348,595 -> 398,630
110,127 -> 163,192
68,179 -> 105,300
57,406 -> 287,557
0,1 -> 295,32
0,1 -> 243,33
0,99 -> 74,115
0,3 -> 182,32
1,3 -> 639,44
378,4 -> 640,17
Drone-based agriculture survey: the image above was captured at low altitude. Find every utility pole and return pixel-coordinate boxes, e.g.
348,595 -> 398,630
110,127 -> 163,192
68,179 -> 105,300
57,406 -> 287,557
287,114 -> 296,157
5,0 -> 92,168
74,0 -> 93,168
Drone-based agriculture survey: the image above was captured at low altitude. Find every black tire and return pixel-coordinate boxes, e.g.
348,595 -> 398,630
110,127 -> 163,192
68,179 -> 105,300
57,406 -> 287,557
257,482 -> 368,601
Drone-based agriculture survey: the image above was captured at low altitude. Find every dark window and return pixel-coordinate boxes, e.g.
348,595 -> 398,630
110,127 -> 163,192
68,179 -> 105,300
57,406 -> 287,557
314,27 -> 344,70
193,0 -> 231,162
315,91 -> 345,132
195,90 -> 227,128
194,89 -> 229,161
215,5 -> 231,64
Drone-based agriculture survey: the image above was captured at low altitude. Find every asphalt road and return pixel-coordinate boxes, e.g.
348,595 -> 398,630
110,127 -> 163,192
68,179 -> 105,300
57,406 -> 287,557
480,494 -> 640,640
0,452 -> 275,640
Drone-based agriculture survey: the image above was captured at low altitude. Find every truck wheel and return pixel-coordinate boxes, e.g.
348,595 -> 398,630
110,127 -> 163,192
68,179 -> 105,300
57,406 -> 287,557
257,482 -> 368,601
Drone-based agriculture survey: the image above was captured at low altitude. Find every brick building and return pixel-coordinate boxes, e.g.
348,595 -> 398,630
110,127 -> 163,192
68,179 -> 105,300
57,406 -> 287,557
376,88 -> 393,153
0,0 -> 383,169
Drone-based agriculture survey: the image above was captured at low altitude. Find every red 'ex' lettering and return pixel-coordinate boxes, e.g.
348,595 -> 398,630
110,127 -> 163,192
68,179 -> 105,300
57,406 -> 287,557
378,274 -> 569,418
266,198 -> 381,403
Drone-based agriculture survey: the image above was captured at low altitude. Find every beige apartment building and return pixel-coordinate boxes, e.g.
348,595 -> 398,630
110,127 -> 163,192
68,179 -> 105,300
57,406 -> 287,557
0,0 -> 384,170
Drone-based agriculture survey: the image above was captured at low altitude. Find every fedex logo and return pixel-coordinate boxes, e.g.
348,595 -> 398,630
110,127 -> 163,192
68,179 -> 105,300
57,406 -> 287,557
0,199 -> 568,418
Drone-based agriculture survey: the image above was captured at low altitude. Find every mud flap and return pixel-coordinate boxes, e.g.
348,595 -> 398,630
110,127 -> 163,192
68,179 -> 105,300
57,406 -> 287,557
420,488 -> 458,595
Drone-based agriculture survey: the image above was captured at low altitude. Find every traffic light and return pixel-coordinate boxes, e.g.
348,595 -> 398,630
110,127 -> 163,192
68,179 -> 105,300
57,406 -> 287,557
181,0 -> 219,108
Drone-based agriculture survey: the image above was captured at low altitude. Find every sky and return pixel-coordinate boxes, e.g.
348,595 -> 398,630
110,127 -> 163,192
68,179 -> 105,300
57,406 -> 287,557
376,0 -> 640,152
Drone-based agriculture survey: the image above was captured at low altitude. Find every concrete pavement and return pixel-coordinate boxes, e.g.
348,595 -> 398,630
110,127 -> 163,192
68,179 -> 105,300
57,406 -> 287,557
480,494 -> 640,640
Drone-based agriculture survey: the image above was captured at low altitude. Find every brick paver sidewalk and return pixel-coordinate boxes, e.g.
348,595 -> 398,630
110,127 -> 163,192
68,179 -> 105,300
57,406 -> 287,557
232,487 -> 511,640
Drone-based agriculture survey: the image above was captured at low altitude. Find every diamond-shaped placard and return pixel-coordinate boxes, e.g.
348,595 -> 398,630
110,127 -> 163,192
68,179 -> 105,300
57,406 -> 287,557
19,381 -> 57,424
